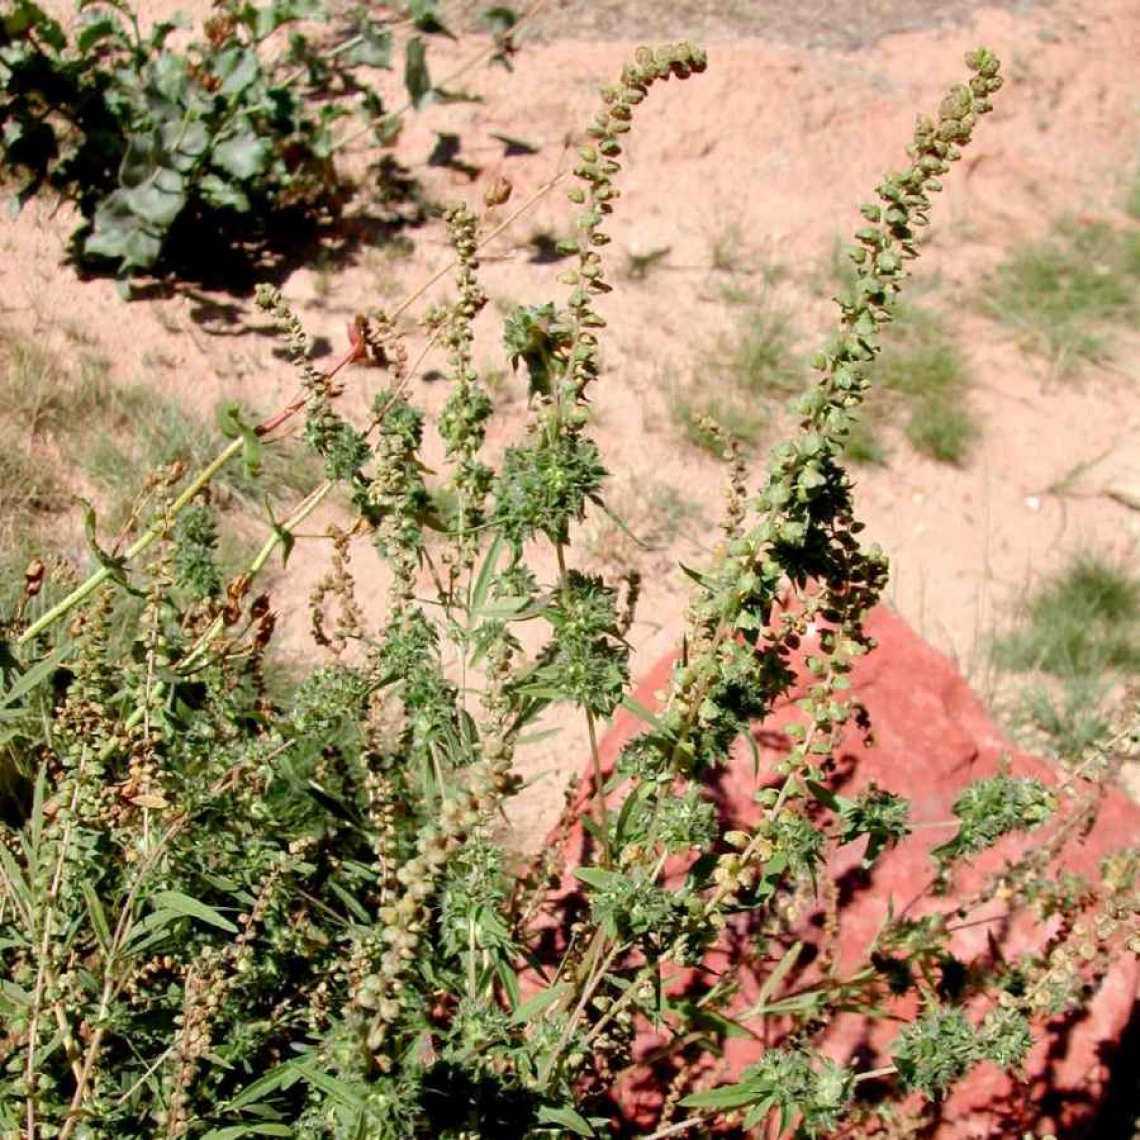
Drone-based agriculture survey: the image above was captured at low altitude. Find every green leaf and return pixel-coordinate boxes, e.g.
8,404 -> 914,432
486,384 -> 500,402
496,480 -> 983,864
346,23 -> 392,67
752,940 -> 803,1014
152,890 -> 239,933
403,36 -> 432,108
225,1062 -> 304,1112
119,132 -> 161,189
124,169 -> 186,228
217,401 -> 246,439
408,0 -> 452,36
0,647 -> 66,712
0,845 -> 31,911
199,174 -> 251,213
77,497 -> 140,591
161,118 -> 210,170
11,1 -> 65,50
84,195 -> 164,270
215,46 -> 261,99
678,562 -> 708,587
573,867 -> 624,891
328,879 -> 370,923
212,129 -> 272,181
619,694 -> 666,732
251,0 -> 325,38
806,780 -> 841,812
469,532 -> 504,616
265,498 -> 296,568
513,983 -> 568,1023
82,883 -> 112,953
294,1065 -> 366,1111
680,1084 -> 761,1110
490,132 -> 540,157
743,1098 -> 776,1130
76,15 -> 128,53
482,6 -> 520,34
536,1106 -> 595,1136
0,980 -> 32,1009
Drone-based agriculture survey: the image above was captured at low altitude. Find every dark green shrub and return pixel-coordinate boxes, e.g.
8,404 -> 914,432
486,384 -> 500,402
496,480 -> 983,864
0,0 -> 520,291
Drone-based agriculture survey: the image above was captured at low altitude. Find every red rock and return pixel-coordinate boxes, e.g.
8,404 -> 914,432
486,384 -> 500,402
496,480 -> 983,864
551,606 -> 1140,1137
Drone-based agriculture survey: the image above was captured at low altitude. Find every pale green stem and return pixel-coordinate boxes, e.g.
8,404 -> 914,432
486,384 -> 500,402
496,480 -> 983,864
177,480 -> 334,674
17,439 -> 244,647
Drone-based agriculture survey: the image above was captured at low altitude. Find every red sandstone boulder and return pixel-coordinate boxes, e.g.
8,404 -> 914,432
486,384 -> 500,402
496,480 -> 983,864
554,606 -> 1140,1137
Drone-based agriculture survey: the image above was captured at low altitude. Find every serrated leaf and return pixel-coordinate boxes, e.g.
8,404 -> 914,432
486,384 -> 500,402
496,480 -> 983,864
152,890 -> 239,933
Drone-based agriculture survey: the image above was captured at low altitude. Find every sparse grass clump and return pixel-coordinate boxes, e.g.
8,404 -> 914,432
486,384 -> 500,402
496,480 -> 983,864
0,327 -> 317,612
994,553 -> 1140,761
85,384 -> 319,510
848,303 -> 978,465
995,553 -> 1140,677
977,218 -> 1140,375
671,296 -> 800,452
582,476 -> 703,572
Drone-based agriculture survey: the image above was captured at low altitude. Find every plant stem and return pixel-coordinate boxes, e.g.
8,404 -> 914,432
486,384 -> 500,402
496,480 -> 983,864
585,708 -> 612,867
538,935 -> 622,1086
391,169 -> 568,323
853,1064 -> 897,1084
177,480 -> 335,673
17,438 -> 243,647
640,1112 -> 712,1140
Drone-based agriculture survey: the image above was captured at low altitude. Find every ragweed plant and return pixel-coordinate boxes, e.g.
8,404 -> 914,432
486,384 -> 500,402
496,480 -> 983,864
1,41 -> 1137,1140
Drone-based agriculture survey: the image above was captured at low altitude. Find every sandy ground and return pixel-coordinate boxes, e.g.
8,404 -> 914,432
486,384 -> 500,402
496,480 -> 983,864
2,0 -> 1138,847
